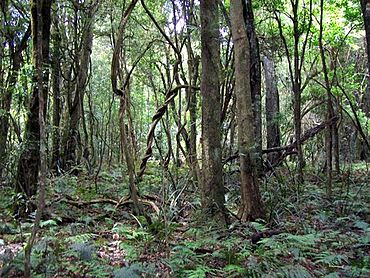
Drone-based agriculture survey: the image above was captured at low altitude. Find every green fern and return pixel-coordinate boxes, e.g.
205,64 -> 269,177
276,265 -> 312,278
314,252 -> 348,266
184,265 -> 218,278
65,233 -> 96,244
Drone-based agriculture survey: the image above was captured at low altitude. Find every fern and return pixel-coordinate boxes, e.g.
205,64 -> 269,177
112,224 -> 152,241
314,252 -> 348,266
224,264 -> 258,277
184,265 -> 218,278
65,233 -> 96,244
276,265 -> 312,278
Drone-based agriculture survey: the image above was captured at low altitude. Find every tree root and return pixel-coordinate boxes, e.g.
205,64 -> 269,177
57,195 -> 160,214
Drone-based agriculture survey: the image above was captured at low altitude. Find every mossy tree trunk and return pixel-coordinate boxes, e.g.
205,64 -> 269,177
200,0 -> 228,225
14,0 -> 51,214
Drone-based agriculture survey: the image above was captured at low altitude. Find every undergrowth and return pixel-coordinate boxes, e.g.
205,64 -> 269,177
0,163 -> 369,277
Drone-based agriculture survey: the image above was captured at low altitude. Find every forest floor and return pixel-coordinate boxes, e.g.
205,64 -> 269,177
0,162 -> 369,277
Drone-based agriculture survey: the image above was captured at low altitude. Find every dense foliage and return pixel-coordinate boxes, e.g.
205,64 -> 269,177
0,0 -> 369,277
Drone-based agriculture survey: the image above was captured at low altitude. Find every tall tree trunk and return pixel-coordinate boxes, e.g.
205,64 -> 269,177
24,1 -> 49,275
14,0 -> 51,210
361,0 -> 370,116
111,0 -> 142,215
263,55 -> 281,165
361,0 -> 370,160
292,1 -> 304,184
244,0 -> 262,176
51,8 -> 62,173
62,3 -> 97,171
231,0 -> 264,222
184,0 -> 201,184
319,0 -> 334,197
200,0 -> 227,224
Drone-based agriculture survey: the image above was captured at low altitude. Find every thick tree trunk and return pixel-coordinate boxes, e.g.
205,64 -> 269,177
200,0 -> 227,224
244,0 -> 262,176
15,0 -> 51,207
263,55 -> 281,165
24,1 -> 49,275
231,0 -> 264,222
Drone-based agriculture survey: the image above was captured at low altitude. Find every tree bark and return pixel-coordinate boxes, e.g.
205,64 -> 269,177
14,0 -> 51,205
361,0 -> 370,116
361,0 -> 370,160
111,0 -> 142,216
51,7 -> 62,173
24,0 -> 48,275
263,55 -> 281,165
244,0 -> 262,176
292,1 -> 304,184
62,3 -> 98,171
184,0 -> 201,184
318,0 -> 334,197
231,0 -> 264,221
200,0 -> 227,224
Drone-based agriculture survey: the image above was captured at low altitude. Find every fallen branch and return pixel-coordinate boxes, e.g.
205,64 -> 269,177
58,196 -> 160,214
224,116 -> 339,164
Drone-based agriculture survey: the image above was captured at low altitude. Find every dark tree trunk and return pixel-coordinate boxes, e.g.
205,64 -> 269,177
51,9 -> 62,173
361,0 -> 370,116
15,0 -> 51,204
361,0 -> 370,160
292,2 -> 304,184
263,55 -> 281,165
319,0 -> 334,197
244,0 -> 262,176
62,5 -> 97,171
200,0 -> 227,224
24,0 -> 49,275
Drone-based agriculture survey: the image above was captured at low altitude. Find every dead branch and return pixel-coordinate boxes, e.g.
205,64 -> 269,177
58,196 -> 160,214
224,115 -> 339,164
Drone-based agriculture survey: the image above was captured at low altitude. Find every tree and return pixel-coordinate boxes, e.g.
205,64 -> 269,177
263,55 -> 281,165
14,0 -> 51,208
111,0 -> 141,215
0,2 -> 30,180
244,0 -> 262,176
273,0 -> 313,184
230,0 -> 264,221
318,0 -> 335,196
51,5 -> 62,173
361,0 -> 370,116
200,0 -> 227,224
24,0 -> 49,275
61,1 -> 99,171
